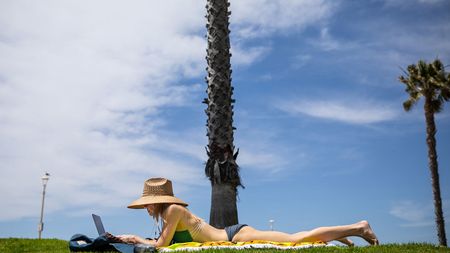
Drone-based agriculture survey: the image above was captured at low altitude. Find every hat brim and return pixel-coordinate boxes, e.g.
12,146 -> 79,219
127,195 -> 188,209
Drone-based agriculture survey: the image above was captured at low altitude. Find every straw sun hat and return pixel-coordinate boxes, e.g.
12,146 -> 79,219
128,178 -> 188,209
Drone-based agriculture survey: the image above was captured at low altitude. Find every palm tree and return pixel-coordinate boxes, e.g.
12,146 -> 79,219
399,59 -> 450,246
204,0 -> 243,228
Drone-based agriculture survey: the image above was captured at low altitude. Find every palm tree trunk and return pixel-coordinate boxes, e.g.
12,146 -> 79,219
424,97 -> 447,246
204,0 -> 242,228
210,182 -> 238,228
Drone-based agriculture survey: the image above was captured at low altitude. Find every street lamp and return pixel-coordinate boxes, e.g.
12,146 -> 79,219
38,172 -> 50,239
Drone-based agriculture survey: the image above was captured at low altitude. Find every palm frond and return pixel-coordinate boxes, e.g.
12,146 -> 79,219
433,59 -> 444,71
440,86 -> 450,101
403,98 -> 417,111
399,58 -> 450,114
399,66 -> 410,77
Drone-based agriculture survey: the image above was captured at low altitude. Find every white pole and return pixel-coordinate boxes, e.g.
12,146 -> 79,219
38,173 -> 50,239
269,219 -> 274,231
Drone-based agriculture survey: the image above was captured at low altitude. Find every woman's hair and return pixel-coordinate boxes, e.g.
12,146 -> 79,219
152,203 -> 170,222
152,203 -> 186,239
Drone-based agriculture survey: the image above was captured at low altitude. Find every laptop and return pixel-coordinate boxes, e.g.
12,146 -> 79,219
92,214 -> 123,243
92,214 -> 106,235
91,214 -> 156,253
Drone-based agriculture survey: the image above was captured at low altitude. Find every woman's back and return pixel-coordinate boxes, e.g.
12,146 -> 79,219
167,204 -> 227,242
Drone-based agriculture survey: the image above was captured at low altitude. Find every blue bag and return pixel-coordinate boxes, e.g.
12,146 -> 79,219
69,233 -> 155,253
69,233 -> 118,252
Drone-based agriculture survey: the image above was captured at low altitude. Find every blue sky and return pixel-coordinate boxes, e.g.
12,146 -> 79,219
1,0 -> 449,246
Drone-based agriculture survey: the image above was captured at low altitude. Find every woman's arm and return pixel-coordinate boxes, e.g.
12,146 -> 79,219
155,205 -> 183,247
116,205 -> 184,247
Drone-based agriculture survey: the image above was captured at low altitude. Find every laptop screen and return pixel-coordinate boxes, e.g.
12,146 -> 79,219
92,214 -> 106,235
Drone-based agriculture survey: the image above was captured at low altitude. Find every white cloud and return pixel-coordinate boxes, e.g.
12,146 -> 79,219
389,200 -> 434,227
231,44 -> 271,66
316,27 -> 341,51
277,99 -> 399,125
0,0 -> 208,221
238,146 -> 288,174
230,0 -> 335,39
229,1 -> 336,66
382,0 -> 446,7
308,27 -> 359,52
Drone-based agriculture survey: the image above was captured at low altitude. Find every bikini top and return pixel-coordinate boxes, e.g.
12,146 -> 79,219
172,230 -> 193,243
171,216 -> 204,243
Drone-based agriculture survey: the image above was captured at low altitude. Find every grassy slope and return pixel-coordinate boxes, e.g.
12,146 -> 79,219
0,238 -> 449,253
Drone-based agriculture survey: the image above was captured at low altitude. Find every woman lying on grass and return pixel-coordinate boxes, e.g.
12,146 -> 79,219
116,178 -> 379,247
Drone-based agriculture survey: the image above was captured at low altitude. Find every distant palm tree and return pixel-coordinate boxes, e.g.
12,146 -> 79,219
399,59 -> 450,246
204,0 -> 242,228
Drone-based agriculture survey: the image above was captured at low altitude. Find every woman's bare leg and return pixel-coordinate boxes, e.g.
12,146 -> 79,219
336,238 -> 354,246
233,220 -> 378,245
293,220 -> 378,245
232,226 -> 297,242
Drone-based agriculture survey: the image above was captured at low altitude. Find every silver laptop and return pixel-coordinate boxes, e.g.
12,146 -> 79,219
91,214 -> 156,252
92,214 -> 107,235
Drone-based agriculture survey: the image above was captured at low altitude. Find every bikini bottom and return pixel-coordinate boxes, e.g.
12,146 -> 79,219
224,224 -> 248,241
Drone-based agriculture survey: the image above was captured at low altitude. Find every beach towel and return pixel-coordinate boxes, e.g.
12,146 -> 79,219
159,240 -> 332,252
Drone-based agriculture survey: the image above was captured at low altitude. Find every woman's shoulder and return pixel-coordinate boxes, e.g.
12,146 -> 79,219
167,204 -> 187,211
164,204 -> 187,216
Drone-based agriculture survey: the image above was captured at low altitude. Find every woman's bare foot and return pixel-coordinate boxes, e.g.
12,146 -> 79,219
336,237 -> 354,247
358,220 -> 379,245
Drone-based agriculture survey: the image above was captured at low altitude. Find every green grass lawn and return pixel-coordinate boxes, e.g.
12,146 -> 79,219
0,238 -> 449,253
